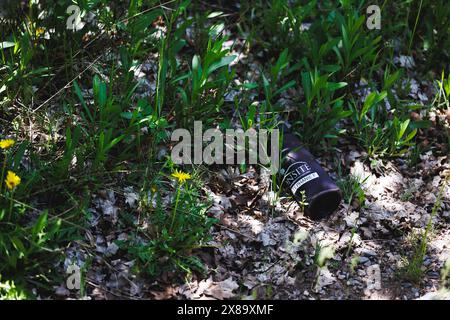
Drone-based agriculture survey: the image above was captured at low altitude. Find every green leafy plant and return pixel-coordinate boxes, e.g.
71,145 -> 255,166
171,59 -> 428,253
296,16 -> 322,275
295,68 -> 350,148
0,276 -> 27,300
73,75 -> 129,169
336,173 -> 366,209
350,90 -> 417,158
333,11 -> 381,78
172,35 -> 236,126
434,71 -> 450,110
0,139 -> 62,294
402,175 -> 449,283
123,169 -> 216,277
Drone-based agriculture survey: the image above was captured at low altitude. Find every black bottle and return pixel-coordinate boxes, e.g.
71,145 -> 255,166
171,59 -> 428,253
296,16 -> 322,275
280,132 -> 341,219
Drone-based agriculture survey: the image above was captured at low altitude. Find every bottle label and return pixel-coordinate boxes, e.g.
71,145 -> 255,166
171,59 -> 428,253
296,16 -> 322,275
282,161 -> 319,195
290,172 -> 319,194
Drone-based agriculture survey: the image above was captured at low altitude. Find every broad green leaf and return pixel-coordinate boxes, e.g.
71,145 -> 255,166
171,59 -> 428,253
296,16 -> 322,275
128,9 -> 163,33
242,82 -> 258,89
327,82 -> 347,91
273,80 -> 296,97
410,120 -> 431,129
384,70 -> 401,89
32,211 -> 48,240
207,55 -> 236,74
398,119 -> 410,139
207,11 -> 223,18
404,128 -> 417,143
93,75 -> 107,108
11,237 -> 26,258
192,55 -> 200,71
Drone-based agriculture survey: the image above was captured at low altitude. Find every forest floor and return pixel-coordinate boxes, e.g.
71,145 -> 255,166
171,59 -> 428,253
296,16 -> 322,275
1,1 -> 449,300
64,140 -> 450,300
55,46 -> 449,300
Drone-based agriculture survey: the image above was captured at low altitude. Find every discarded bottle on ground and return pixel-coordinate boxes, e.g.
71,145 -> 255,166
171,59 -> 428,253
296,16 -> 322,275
281,133 -> 341,219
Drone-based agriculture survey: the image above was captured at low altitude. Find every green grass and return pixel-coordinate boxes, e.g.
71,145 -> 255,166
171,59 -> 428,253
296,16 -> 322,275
402,176 -> 449,283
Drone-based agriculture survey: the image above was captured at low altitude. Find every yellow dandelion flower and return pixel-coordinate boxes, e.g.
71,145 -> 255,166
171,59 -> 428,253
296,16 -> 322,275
35,27 -> 45,37
0,139 -> 15,149
5,171 -> 21,190
171,169 -> 191,184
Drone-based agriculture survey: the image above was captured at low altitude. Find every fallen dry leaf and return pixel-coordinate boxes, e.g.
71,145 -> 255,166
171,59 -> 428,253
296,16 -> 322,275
204,277 -> 239,299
